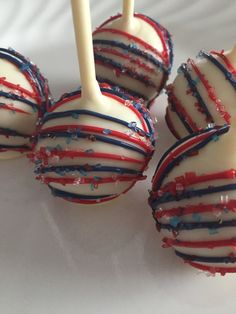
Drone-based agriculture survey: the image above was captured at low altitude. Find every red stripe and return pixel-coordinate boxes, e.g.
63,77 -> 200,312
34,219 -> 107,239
151,130 -> 214,188
94,47 -> 156,73
0,147 -> 30,153
155,169 -> 236,197
63,194 -> 118,205
189,58 -> 231,124
187,261 -> 236,275
93,19 -> 168,64
0,77 -> 38,101
35,148 -> 144,164
95,59 -> 157,89
38,174 -> 146,185
0,103 -> 31,115
155,200 -> 236,219
211,50 -> 236,74
163,237 -> 236,249
48,90 -> 149,134
167,85 -> 199,133
40,124 -> 153,152
135,13 -> 169,65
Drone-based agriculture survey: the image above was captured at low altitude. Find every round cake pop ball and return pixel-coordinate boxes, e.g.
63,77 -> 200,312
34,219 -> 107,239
32,0 -> 155,205
0,48 -> 50,159
149,124 -> 236,275
33,86 -> 155,204
93,0 -> 173,108
166,46 -> 236,139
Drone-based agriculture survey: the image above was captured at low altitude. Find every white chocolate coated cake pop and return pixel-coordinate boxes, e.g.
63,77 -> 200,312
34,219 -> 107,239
166,45 -> 236,139
32,0 -> 155,205
149,123 -> 236,275
0,48 -> 50,159
93,0 -> 173,108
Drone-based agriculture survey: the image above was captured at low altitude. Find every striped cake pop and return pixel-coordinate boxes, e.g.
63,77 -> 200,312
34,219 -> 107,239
93,0 -> 173,108
0,48 -> 50,159
32,0 -> 155,205
149,124 -> 236,275
166,45 -> 236,139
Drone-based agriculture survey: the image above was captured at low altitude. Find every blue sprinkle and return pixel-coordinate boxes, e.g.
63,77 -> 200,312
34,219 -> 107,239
103,129 -> 111,135
212,135 -> 219,142
192,213 -> 202,222
177,66 -> 183,74
129,43 -> 138,49
56,144 -> 63,151
71,112 -> 79,119
85,149 -> 94,154
79,169 -> 88,176
128,121 -> 137,128
134,103 -> 142,110
66,137 -> 72,144
20,63 -> 30,71
170,216 -> 181,228
208,228 -> 219,235
94,176 -> 101,181
55,169 -> 65,176
192,77 -> 200,85
90,183 -> 95,191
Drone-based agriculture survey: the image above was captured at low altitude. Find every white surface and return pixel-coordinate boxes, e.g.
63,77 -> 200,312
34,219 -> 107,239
0,1 -> 236,313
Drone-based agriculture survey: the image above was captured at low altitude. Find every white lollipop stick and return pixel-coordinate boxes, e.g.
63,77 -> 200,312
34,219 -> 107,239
71,0 -> 101,101
122,0 -> 135,31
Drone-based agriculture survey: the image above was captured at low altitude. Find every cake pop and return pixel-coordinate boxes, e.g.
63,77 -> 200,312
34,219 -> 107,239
32,0 -> 155,205
149,120 -> 236,275
166,45 -> 236,139
93,0 -> 173,108
0,48 -> 50,159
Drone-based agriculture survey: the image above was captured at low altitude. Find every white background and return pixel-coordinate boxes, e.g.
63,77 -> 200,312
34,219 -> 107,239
0,1 -> 236,313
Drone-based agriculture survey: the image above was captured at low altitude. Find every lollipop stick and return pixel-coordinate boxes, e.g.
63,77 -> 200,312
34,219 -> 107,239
122,0 -> 135,31
71,0 -> 101,100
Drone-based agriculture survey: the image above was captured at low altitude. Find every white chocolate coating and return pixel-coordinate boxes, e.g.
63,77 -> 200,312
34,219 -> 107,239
149,125 -> 236,274
34,88 -> 154,204
93,13 -> 173,107
166,49 -> 236,139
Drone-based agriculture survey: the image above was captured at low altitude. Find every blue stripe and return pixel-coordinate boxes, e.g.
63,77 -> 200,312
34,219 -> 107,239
42,110 -> 150,139
158,218 -> 236,231
0,48 -> 52,113
39,131 -> 148,156
145,14 -> 173,71
200,51 -> 236,90
49,87 -> 155,143
49,185 -> 115,200
93,39 -> 168,73
36,165 -> 142,175
96,77 -> 149,101
180,63 -> 214,122
167,94 -> 194,134
94,53 -> 157,88
0,91 -> 39,111
0,49 -> 45,101
175,250 -> 236,264
0,144 -> 30,150
0,127 -> 30,138
154,183 -> 236,206
151,126 -> 228,195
